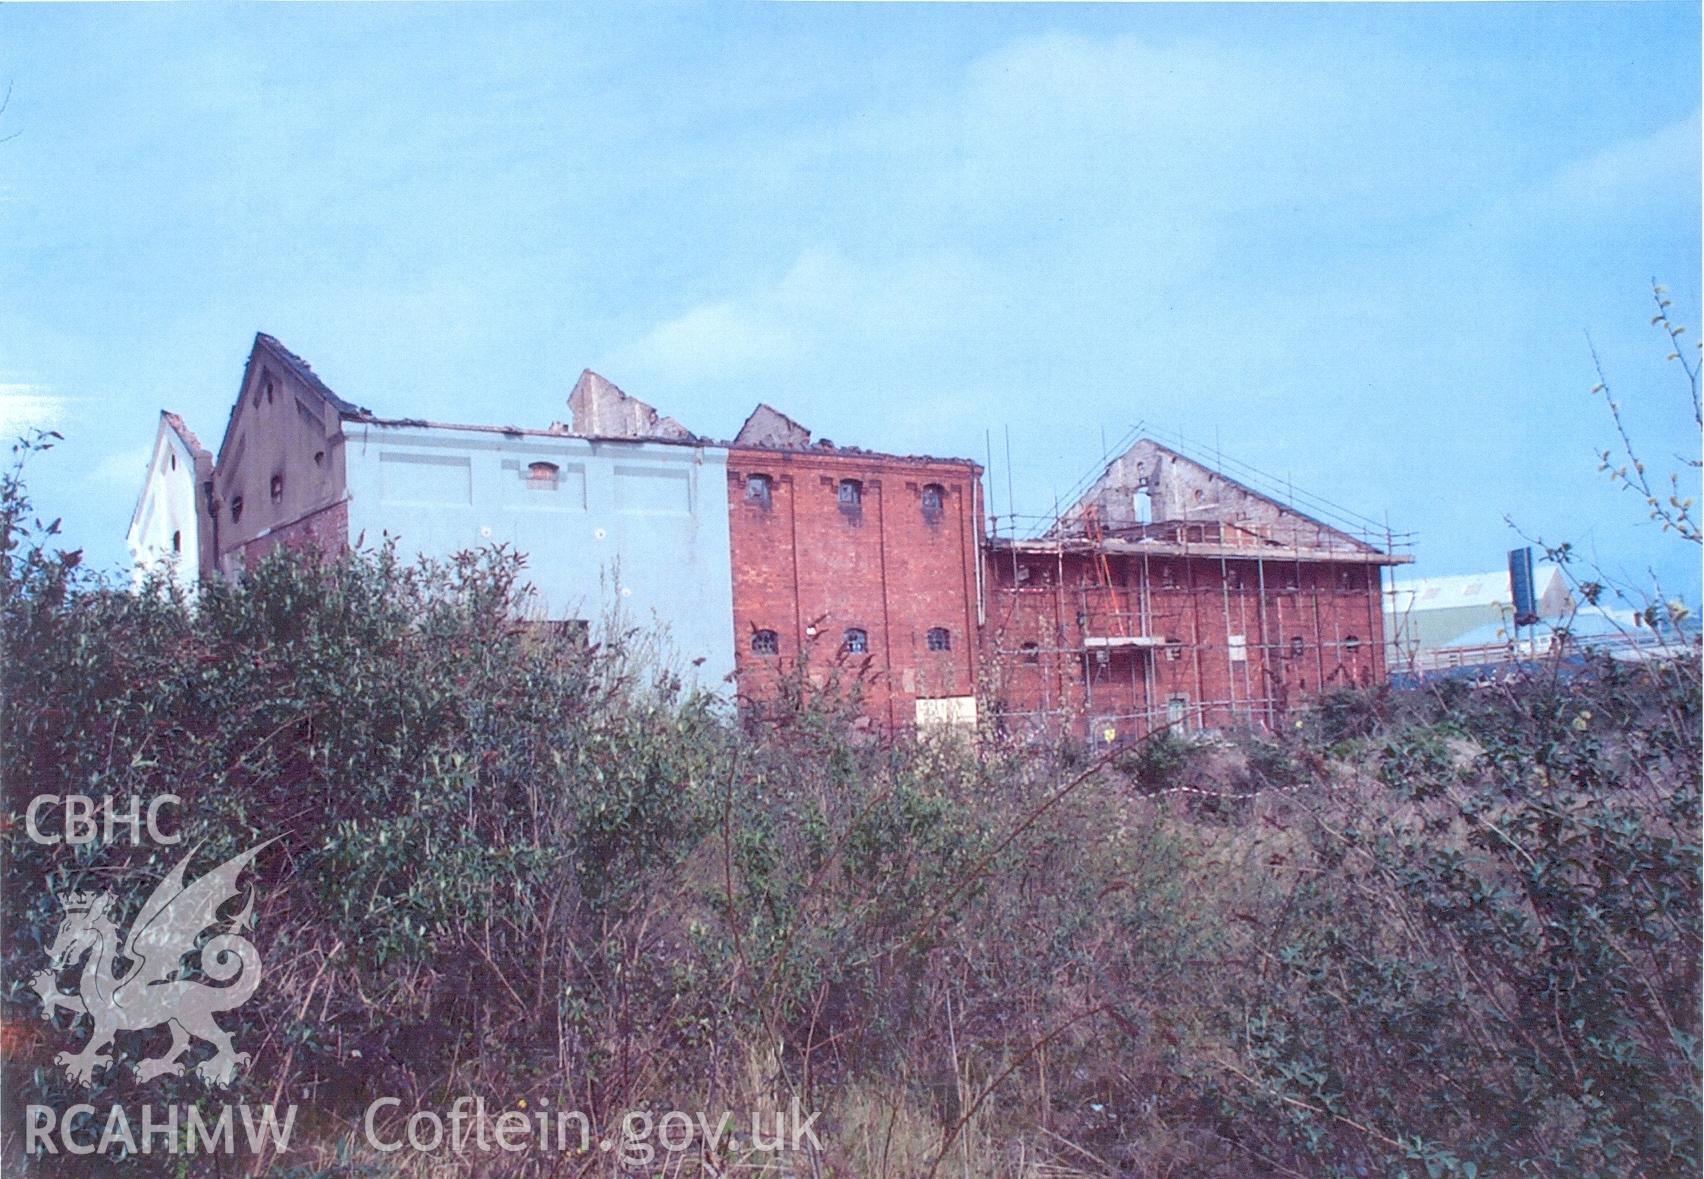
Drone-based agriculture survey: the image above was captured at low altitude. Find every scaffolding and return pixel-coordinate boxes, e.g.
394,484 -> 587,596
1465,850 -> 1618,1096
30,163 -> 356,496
982,424 -> 1415,744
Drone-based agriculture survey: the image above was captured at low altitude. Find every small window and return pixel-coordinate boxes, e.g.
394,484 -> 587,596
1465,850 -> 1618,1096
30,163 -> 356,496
1020,641 -> 1040,664
270,474 -> 284,503
230,496 -> 243,524
171,530 -> 181,554
751,629 -> 779,656
169,453 -> 177,472
526,461 -> 560,490
926,627 -> 951,652
837,479 -> 862,509
1283,568 -> 1301,592
1345,635 -> 1362,655
314,450 -> 325,467
1227,567 -> 1245,590
921,483 -> 945,518
1290,636 -> 1306,658
1159,563 -> 1178,589
745,473 -> 772,505
1338,568 -> 1358,591
843,627 -> 868,654
265,380 -> 275,405
1164,638 -> 1183,662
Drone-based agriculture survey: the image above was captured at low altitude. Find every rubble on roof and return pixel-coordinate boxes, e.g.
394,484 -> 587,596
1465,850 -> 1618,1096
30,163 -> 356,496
567,370 -> 695,441
734,403 -> 812,449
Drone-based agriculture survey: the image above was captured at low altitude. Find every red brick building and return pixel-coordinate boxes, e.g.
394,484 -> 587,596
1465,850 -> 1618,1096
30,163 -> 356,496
141,337 -> 1406,742
726,404 -> 984,730
982,439 -> 1407,743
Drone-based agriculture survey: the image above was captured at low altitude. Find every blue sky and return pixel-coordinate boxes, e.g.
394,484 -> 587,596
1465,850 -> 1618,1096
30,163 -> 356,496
3,3 -> 1699,604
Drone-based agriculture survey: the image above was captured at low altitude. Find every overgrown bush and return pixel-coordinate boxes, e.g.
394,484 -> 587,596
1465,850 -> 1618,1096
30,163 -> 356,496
2,435 -> 1698,1177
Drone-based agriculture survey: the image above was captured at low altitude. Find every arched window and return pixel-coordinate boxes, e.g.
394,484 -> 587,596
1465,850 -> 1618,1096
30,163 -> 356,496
1290,636 -> 1306,658
270,474 -> 284,502
751,629 -> 779,656
837,479 -> 862,509
843,627 -> 869,654
745,473 -> 772,505
230,496 -> 243,524
926,627 -> 951,652
526,461 -> 560,490
171,530 -> 181,554
921,483 -> 945,518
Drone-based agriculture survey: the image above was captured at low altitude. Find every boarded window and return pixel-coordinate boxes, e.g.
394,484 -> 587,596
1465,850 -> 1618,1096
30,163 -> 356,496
746,473 -> 772,506
751,629 -> 779,656
921,483 -> 945,518
926,627 -> 951,652
843,627 -> 869,654
1167,695 -> 1189,725
838,479 -> 862,509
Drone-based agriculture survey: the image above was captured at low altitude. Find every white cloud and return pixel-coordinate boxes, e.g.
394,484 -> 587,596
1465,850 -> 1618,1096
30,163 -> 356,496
613,247 -> 1009,386
88,444 -> 154,488
0,385 -> 67,437
1548,110 -> 1701,213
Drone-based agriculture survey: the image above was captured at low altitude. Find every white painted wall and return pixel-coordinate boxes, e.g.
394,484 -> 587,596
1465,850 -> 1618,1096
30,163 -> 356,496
342,422 -> 737,693
127,421 -> 206,594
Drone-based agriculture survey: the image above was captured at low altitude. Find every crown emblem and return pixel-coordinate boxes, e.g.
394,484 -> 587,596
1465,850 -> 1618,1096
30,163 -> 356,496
60,890 -> 103,914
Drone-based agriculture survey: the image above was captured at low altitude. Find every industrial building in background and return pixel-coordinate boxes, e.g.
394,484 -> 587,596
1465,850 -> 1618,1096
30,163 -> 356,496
129,333 -> 1414,741
1384,560 -> 1572,672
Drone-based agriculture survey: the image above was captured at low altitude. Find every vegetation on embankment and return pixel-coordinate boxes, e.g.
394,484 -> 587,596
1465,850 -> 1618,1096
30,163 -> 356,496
3,439 -> 1699,1177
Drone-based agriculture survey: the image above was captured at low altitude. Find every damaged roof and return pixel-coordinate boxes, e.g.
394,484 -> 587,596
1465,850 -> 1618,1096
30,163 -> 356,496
1043,437 -> 1402,560
734,403 -> 812,448
252,333 -> 371,418
160,410 -> 212,464
567,369 -> 697,442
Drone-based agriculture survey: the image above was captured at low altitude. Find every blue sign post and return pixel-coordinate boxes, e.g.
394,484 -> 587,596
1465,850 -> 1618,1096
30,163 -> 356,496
1509,547 -> 1538,636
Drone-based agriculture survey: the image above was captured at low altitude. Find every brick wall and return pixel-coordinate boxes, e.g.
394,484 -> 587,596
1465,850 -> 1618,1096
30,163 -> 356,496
233,499 -> 350,571
727,447 -> 983,728
982,550 -> 1389,742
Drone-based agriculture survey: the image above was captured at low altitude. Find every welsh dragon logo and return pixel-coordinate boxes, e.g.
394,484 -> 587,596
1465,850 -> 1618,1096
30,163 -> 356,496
30,840 -> 274,1088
